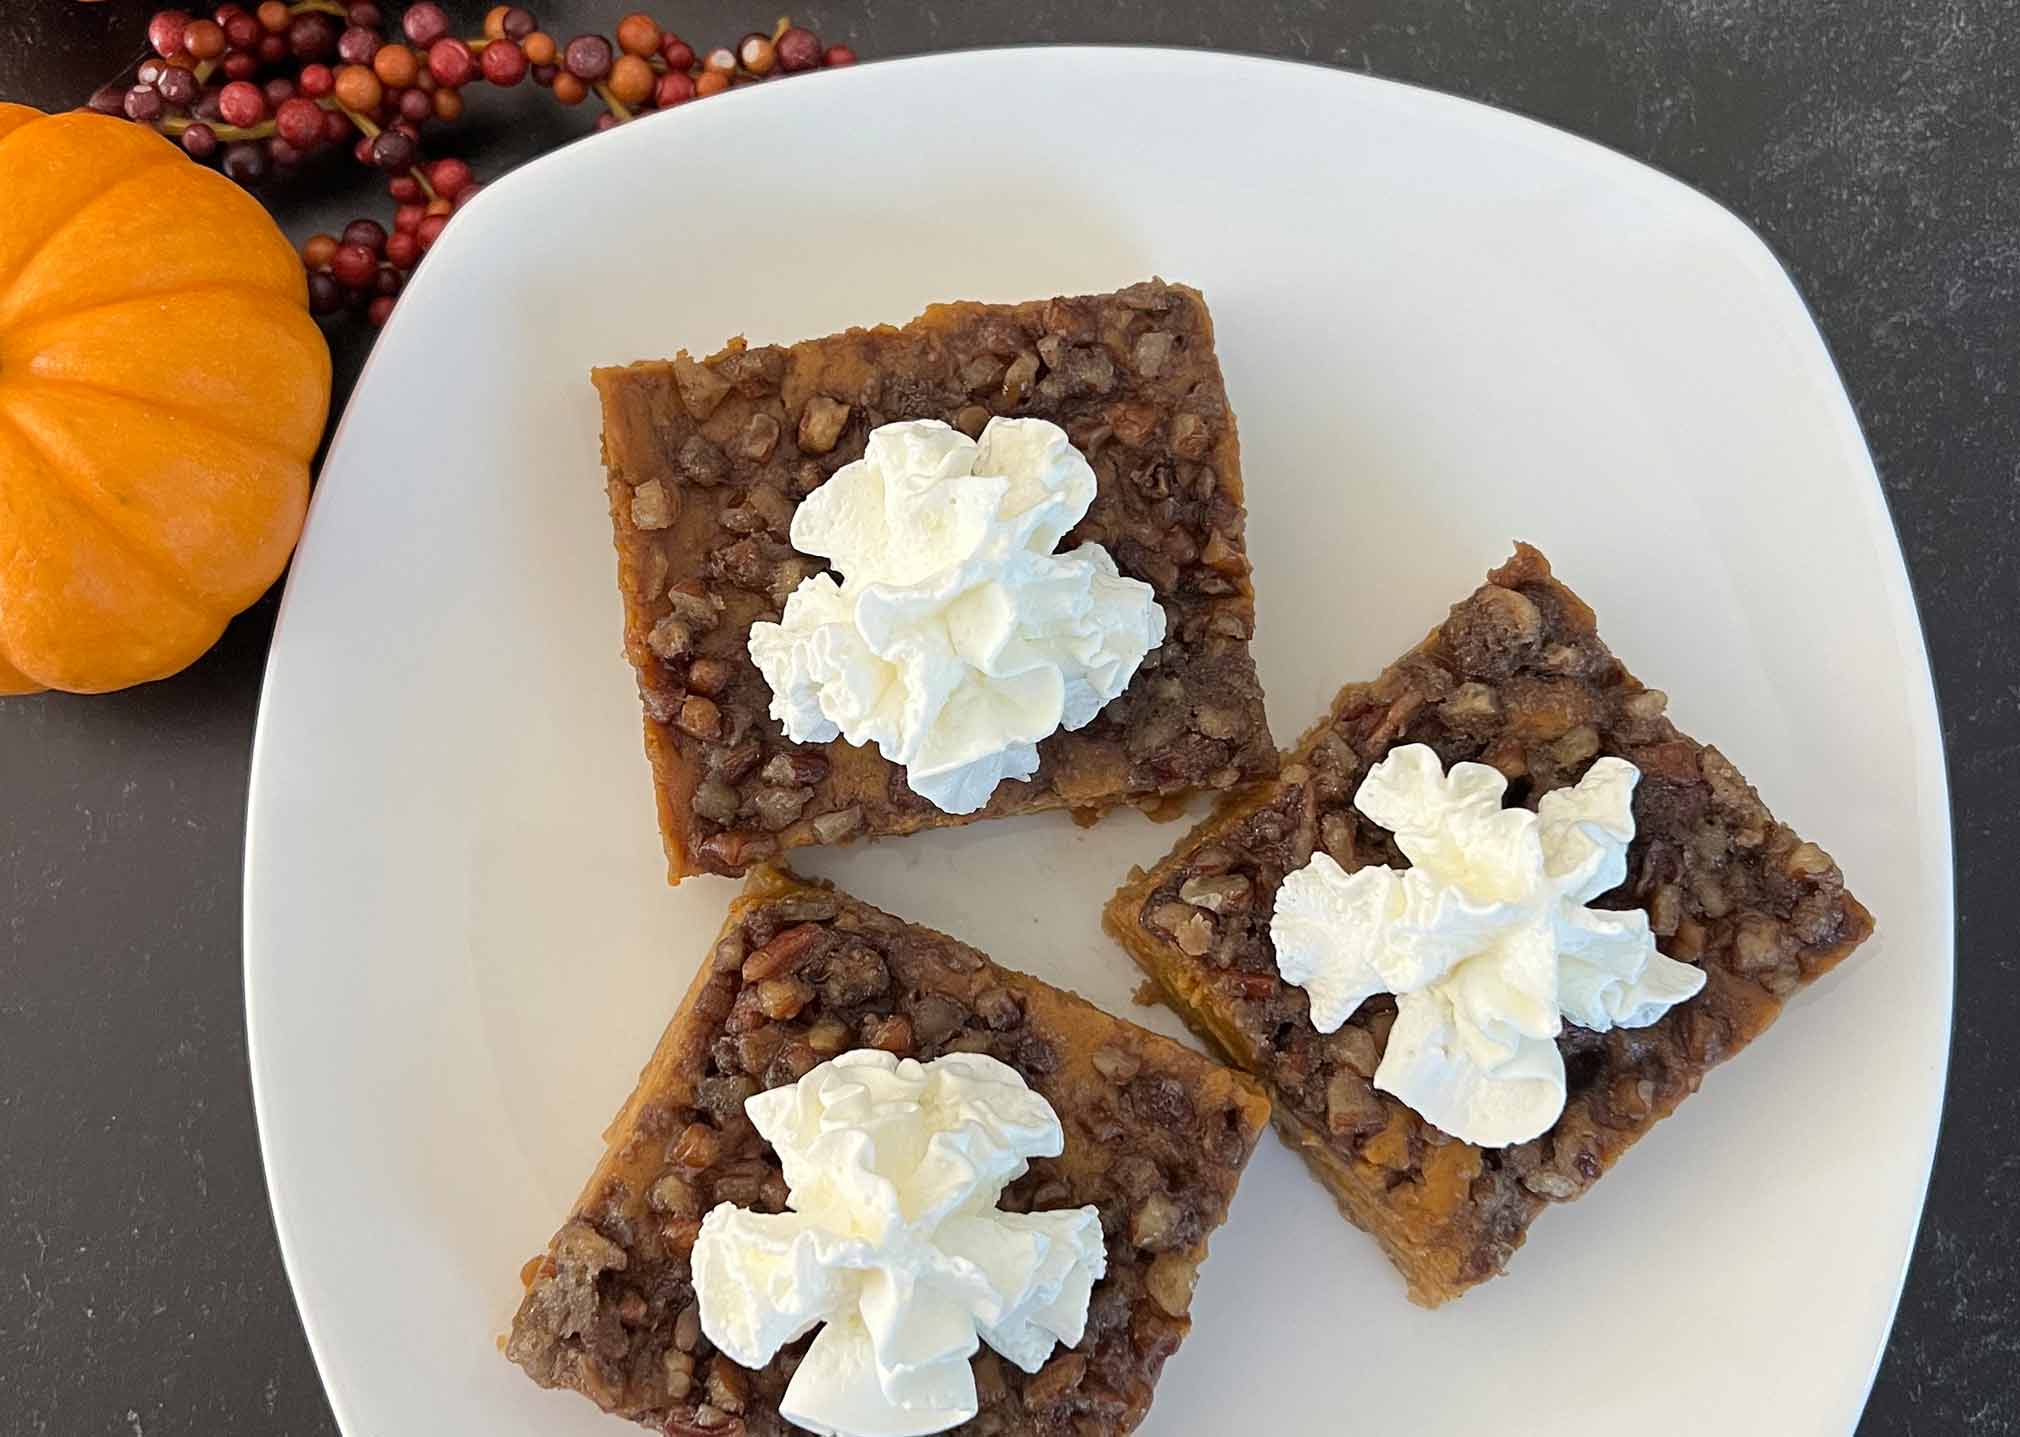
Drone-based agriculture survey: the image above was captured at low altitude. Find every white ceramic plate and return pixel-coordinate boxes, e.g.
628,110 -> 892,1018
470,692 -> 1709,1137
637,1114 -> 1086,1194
245,48 -> 1950,1437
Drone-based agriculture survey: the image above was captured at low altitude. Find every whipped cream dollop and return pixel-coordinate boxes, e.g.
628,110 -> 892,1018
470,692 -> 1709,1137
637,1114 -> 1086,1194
692,1050 -> 1106,1437
747,417 -> 1165,815
1270,744 -> 1705,1148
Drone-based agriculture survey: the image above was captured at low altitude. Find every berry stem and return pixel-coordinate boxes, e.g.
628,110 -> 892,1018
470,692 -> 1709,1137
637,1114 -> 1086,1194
289,0 -> 348,16
338,100 -> 379,138
594,81 -> 633,122
159,114 -> 276,140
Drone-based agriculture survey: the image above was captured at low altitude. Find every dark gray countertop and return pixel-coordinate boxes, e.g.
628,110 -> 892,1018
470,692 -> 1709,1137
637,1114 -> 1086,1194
2,2 -> 2013,1433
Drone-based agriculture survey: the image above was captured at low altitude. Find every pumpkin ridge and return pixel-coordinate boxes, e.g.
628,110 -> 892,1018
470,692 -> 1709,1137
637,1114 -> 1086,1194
2,280 -> 316,351
11,372 -> 309,467
0,403 -> 221,611
0,150 -> 182,328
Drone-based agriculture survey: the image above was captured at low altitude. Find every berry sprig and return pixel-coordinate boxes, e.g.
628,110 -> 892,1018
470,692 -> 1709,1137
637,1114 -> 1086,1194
92,4 -> 857,327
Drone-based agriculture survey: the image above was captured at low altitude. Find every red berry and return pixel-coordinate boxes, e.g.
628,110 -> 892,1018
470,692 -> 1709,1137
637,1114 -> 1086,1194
267,136 -> 303,168
183,17 -> 225,59
654,70 -> 694,108
213,3 -> 246,21
299,63 -> 334,97
387,173 -> 422,202
594,111 -> 616,132
367,294 -> 397,327
347,2 -> 382,28
181,121 -> 219,158
386,227 -> 417,266
373,265 -> 401,297
217,79 -> 265,127
222,11 -> 260,49
88,82 -> 129,116
156,66 -> 199,107
659,34 -> 694,70
123,84 -> 165,123
402,2 -> 449,47
427,38 -> 476,88
257,33 -> 289,65
416,212 -> 449,249
308,271 -> 343,316
353,135 -> 375,165
397,87 -> 432,123
340,217 -> 387,253
562,33 -> 612,81
262,75 -> 295,107
480,38 -> 527,86
321,107 -> 351,144
774,27 -> 820,73
223,51 -> 260,80
331,242 -> 377,289
191,87 -> 224,121
427,156 -> 472,199
452,181 -> 482,209
823,44 -> 857,67
288,13 -> 335,60
369,129 -> 417,170
338,25 -> 380,65
149,9 -> 193,58
500,7 -> 536,41
220,139 -> 267,183
274,96 -> 323,148
392,202 -> 423,233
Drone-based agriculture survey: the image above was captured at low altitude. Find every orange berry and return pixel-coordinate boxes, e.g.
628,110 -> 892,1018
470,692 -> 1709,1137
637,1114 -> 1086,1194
702,46 -> 736,76
615,13 -> 660,57
424,196 -> 453,217
256,1 -> 289,34
483,5 -> 510,40
300,233 -> 339,270
373,42 -> 418,88
551,71 -> 587,105
333,64 -> 383,113
432,85 -> 463,121
737,33 -> 775,76
522,31 -> 556,65
694,70 -> 729,97
607,53 -> 653,106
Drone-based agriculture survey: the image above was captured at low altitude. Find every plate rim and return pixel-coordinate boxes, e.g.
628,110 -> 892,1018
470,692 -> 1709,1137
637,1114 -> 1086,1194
242,43 -> 1955,1437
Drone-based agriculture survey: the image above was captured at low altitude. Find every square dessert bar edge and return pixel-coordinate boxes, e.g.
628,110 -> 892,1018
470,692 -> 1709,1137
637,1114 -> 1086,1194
507,865 -> 1271,1436
593,279 -> 1277,884
1104,542 -> 1875,1306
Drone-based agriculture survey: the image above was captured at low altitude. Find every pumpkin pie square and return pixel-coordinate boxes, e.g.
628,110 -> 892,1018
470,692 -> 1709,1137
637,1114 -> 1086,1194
507,865 -> 1271,1434
592,279 -> 1276,882
1104,543 -> 1875,1305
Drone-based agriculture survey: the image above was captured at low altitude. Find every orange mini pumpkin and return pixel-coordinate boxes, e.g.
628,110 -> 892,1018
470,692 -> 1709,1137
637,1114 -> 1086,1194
0,104 -> 329,695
